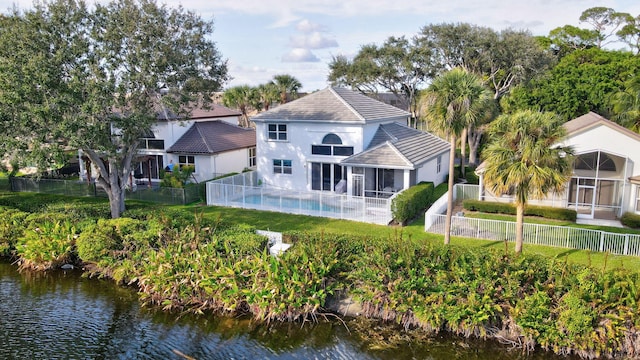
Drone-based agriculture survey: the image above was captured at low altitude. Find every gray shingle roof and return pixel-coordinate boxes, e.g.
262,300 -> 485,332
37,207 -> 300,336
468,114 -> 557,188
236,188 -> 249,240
166,121 -> 256,154
341,122 -> 449,169
251,87 -> 410,123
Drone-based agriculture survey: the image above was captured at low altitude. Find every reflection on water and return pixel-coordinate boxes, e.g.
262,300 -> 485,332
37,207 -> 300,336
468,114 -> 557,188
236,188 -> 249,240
0,261 -> 574,360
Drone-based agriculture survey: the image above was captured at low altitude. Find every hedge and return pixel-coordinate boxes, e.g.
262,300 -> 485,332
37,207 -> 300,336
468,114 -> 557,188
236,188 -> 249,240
621,212 -> 640,229
462,199 -> 577,221
391,182 -> 434,225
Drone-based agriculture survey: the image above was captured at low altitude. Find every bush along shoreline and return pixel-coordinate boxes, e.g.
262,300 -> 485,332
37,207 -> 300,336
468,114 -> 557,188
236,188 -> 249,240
1,198 -> 640,359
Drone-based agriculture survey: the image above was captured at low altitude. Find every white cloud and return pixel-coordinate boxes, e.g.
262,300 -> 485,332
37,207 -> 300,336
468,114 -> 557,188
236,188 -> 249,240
289,32 -> 338,49
282,48 -> 320,62
296,19 -> 328,33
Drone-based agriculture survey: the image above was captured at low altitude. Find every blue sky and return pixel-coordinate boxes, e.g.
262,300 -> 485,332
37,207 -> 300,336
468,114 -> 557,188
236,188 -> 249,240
2,0 -> 640,91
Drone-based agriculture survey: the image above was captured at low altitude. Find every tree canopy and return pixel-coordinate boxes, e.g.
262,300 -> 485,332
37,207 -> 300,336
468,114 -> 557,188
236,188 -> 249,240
0,0 -> 228,218
501,48 -> 640,120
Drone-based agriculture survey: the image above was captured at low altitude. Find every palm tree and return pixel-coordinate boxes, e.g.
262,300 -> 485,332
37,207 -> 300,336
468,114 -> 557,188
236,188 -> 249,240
271,74 -> 302,104
611,74 -> 640,132
222,85 -> 258,128
482,110 -> 574,254
256,82 -> 279,111
422,68 -> 490,245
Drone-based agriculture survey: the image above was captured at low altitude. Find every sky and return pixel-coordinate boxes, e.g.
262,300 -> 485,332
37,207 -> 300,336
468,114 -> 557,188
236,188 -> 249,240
2,0 -> 640,92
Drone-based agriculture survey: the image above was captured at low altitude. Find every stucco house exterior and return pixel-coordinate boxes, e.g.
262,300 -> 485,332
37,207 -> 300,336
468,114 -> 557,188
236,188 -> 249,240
477,112 -> 640,220
80,104 -> 256,184
250,87 -> 449,197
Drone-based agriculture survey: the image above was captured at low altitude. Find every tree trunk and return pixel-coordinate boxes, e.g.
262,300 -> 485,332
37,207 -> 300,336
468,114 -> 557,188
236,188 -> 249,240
468,127 -> 482,167
515,202 -> 524,254
444,135 -> 456,245
83,144 -> 136,219
460,127 -> 467,178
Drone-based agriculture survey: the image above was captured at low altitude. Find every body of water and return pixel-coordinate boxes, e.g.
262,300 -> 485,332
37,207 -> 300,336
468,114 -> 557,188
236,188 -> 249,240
0,261 -> 575,360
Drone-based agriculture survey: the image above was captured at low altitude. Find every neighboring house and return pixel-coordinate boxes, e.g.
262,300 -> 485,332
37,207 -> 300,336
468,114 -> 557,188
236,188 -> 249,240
80,104 -> 256,184
477,112 -> 640,220
251,87 -> 449,197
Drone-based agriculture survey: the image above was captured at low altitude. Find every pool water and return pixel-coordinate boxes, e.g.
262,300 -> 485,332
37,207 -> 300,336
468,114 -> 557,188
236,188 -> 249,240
241,194 -> 340,212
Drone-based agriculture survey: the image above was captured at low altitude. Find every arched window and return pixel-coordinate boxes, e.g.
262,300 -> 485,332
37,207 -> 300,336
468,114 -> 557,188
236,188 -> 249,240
575,152 -> 616,172
312,133 -> 353,156
322,133 -> 342,145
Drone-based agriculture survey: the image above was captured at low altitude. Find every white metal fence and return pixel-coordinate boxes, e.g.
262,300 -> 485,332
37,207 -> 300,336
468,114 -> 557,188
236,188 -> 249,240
206,172 -> 394,225
424,183 -> 640,256
426,214 -> 640,256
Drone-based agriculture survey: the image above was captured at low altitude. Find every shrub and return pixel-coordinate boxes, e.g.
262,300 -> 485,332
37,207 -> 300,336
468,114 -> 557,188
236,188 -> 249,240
16,220 -> 76,270
76,217 -> 165,264
0,206 -> 29,257
621,212 -> 640,229
462,199 -> 577,221
391,182 -> 434,225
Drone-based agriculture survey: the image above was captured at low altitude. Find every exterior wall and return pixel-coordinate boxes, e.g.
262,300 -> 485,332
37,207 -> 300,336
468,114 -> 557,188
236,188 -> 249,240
416,152 -> 449,186
182,148 -> 250,183
256,121 -> 375,191
559,124 -> 640,215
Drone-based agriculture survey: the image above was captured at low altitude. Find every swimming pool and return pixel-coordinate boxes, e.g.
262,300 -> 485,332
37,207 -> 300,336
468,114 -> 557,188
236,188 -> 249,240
241,194 -> 341,212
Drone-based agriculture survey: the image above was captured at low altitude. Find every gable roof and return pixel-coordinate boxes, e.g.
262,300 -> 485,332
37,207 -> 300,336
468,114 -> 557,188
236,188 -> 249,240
564,111 -> 640,142
251,87 -> 410,123
166,121 -> 255,154
341,122 -> 449,169
157,103 -> 241,121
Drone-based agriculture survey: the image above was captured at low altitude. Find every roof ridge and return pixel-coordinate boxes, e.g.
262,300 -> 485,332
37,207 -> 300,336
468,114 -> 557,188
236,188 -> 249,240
380,123 -> 399,143
385,140 -> 413,167
329,87 -> 366,122
194,122 -> 215,153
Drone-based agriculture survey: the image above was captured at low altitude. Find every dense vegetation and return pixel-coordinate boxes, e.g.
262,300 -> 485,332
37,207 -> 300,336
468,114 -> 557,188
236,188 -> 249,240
463,200 -> 577,221
391,182 -> 434,225
2,192 -> 640,358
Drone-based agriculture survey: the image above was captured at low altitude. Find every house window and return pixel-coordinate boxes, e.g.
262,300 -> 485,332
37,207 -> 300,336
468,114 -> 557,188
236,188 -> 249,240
178,155 -> 196,172
273,159 -> 292,174
636,187 -> 640,213
311,133 -> 354,156
139,139 -> 165,150
248,147 -> 256,167
436,155 -> 442,173
268,124 -> 287,141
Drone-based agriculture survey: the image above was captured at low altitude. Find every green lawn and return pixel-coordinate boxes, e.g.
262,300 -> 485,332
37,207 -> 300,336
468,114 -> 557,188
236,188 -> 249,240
185,202 -> 640,272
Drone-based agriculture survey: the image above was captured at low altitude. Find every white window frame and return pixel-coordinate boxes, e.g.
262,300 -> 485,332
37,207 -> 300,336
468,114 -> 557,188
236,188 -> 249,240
436,155 -> 442,173
636,186 -> 640,213
248,147 -> 256,167
273,159 -> 292,174
178,155 -> 196,173
268,123 -> 287,141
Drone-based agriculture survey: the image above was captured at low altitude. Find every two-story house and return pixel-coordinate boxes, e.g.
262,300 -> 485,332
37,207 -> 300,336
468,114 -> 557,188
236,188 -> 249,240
251,87 -> 449,197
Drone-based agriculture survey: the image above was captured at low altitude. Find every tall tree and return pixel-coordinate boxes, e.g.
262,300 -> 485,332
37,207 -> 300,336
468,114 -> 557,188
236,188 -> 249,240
501,48 -> 640,120
417,23 -> 553,164
271,74 -> 302,104
0,0 -> 228,218
545,25 -> 600,57
482,110 -> 573,254
610,75 -> 640,132
256,82 -> 279,111
421,68 -> 489,245
222,85 -> 258,128
617,14 -> 640,54
579,7 -> 632,48
328,35 -> 437,124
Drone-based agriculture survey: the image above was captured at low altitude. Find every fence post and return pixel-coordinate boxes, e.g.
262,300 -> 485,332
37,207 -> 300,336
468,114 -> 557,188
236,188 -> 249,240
624,234 -> 629,255
566,227 -> 570,248
599,232 -> 604,252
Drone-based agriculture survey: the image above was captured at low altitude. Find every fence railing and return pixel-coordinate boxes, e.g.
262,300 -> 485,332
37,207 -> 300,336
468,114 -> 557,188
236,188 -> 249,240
9,177 -> 201,205
206,172 -> 394,225
426,214 -> 640,256
424,183 -> 479,230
